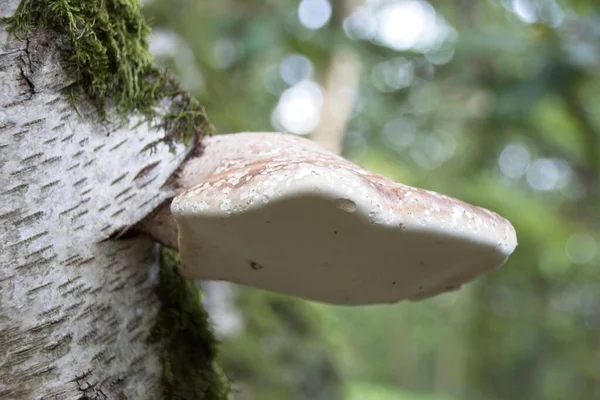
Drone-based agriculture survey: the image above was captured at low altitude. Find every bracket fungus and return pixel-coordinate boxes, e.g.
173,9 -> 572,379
140,132 -> 517,305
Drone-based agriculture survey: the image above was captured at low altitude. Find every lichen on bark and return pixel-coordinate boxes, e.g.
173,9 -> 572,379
3,0 -> 213,145
151,248 -> 231,400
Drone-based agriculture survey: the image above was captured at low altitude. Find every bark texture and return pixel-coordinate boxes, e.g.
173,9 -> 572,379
0,2 -> 190,397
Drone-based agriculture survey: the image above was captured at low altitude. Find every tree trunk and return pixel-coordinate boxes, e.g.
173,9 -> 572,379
310,0 -> 361,155
0,2 -> 191,398
312,49 -> 360,154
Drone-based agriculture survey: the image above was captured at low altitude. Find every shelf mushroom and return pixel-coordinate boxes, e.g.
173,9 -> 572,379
140,132 -> 517,305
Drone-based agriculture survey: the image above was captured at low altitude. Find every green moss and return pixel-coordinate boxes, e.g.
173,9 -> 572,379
150,247 -> 230,400
3,0 -> 213,145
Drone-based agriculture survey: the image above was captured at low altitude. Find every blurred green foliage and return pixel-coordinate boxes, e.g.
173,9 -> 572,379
345,381 -> 456,400
218,290 -> 341,400
143,0 -> 600,399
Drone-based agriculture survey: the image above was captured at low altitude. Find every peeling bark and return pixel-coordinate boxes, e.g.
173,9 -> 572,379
0,2 -> 191,398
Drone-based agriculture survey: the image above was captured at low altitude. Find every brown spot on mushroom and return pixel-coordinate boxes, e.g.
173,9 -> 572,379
249,261 -> 263,270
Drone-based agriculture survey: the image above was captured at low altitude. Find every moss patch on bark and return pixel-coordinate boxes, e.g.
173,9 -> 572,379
150,248 -> 230,400
3,0 -> 213,145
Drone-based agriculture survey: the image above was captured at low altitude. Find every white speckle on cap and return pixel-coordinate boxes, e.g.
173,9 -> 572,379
220,199 -> 232,212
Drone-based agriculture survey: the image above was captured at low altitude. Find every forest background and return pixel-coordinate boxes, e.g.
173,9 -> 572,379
142,0 -> 600,399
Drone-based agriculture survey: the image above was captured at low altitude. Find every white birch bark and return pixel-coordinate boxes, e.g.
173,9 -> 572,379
0,1 -> 190,398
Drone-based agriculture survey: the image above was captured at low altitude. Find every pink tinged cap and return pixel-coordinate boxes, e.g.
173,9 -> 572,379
171,132 -> 518,305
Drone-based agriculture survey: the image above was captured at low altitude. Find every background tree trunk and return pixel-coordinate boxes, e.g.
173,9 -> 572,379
0,2 -> 191,397
310,0 -> 361,155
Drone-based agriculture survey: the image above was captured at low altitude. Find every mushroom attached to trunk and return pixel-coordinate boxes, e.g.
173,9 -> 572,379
142,132 -> 517,305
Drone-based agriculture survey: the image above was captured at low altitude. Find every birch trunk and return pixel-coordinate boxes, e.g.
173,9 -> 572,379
0,1 -> 191,398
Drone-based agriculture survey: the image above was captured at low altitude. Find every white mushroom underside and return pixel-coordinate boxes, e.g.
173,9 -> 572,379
172,133 -> 517,305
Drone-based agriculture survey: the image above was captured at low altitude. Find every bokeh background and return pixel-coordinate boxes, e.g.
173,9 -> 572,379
142,0 -> 600,399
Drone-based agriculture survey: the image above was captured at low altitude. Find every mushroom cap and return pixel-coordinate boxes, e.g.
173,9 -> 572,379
172,132 -> 517,305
